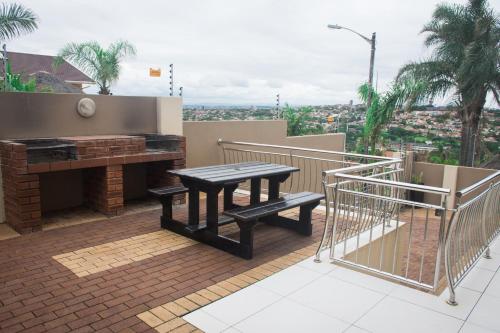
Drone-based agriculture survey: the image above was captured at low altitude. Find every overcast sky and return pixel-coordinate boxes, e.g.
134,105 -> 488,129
7,0 -> 500,105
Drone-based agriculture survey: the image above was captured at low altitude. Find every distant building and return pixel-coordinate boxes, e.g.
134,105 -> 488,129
5,51 -> 94,92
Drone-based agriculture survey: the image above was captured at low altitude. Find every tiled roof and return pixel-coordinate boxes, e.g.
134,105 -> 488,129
6,51 -> 95,84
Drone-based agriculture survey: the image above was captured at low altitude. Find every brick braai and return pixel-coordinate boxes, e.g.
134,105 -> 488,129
84,165 -> 124,215
0,143 -> 42,233
0,135 -> 185,233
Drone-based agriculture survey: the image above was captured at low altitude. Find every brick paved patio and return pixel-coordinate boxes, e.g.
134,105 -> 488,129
0,196 -> 326,332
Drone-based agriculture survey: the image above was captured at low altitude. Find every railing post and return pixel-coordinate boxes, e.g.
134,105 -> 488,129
218,138 -> 227,165
329,179 -> 341,262
288,148 -> 294,194
315,175 -> 330,263
444,202 -> 460,306
433,195 -> 447,293
482,183 -> 494,259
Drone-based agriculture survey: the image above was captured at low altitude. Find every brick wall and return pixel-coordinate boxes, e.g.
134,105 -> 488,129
146,159 -> 186,204
0,135 -> 186,232
0,142 -> 41,233
146,137 -> 186,204
84,165 -> 124,215
70,136 -> 146,159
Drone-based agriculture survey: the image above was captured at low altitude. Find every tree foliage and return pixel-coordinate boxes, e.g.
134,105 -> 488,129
2,60 -> 35,92
282,104 -> 324,136
358,82 -> 411,153
0,2 -> 38,42
394,0 -> 499,166
54,40 -> 136,95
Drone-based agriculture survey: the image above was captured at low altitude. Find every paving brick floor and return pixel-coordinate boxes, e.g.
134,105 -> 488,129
0,196 -> 327,333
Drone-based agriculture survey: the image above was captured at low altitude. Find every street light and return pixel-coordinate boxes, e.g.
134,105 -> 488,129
327,24 -> 376,106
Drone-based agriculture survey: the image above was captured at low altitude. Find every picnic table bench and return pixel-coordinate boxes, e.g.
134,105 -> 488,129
149,162 -> 324,259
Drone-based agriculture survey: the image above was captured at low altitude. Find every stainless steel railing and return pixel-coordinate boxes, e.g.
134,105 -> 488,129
444,171 -> 500,305
217,139 -> 401,195
316,163 -> 451,292
218,139 -> 499,305
317,161 -> 499,304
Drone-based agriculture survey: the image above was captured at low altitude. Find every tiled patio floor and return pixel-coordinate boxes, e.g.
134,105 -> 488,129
0,196 -> 326,332
184,233 -> 500,333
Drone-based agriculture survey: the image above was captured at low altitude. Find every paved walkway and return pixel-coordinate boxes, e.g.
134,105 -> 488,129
184,236 -> 500,333
0,197 -> 326,333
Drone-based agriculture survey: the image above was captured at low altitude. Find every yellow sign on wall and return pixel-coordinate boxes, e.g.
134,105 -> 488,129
149,68 -> 161,77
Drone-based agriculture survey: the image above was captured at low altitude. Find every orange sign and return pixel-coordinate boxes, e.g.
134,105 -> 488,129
149,68 -> 161,77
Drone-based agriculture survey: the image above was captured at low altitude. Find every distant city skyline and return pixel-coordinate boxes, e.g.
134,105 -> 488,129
7,0 -> 498,107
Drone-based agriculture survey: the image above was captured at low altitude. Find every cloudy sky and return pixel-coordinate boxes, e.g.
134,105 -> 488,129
7,0 -> 499,105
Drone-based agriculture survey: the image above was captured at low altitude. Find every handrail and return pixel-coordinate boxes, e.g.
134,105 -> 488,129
338,188 -> 446,210
456,170 -> 500,198
332,173 -> 451,195
323,159 -> 401,177
218,139 -> 394,161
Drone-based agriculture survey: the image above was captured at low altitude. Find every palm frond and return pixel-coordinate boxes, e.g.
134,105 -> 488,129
54,40 -> 136,94
0,3 -> 38,41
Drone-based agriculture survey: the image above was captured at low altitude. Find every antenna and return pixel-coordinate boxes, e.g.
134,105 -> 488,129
276,93 -> 280,118
2,44 -> 8,88
169,64 -> 174,96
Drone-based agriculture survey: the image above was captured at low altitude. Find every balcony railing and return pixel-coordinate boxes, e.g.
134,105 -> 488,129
316,163 -> 450,292
217,139 -> 500,305
445,171 -> 500,305
217,139 -> 403,195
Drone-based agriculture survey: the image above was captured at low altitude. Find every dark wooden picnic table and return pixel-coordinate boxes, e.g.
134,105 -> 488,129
166,162 -> 299,255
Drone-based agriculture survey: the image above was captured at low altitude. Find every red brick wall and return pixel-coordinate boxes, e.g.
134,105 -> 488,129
0,142 -> 41,233
0,135 -> 186,232
73,137 -> 146,159
146,159 -> 186,204
84,165 -> 124,215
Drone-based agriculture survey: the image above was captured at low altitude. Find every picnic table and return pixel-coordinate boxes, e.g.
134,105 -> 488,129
150,162 -> 323,258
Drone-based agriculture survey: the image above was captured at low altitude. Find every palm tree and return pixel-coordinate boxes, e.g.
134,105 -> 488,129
54,40 -> 136,95
0,3 -> 38,42
358,83 -> 407,153
395,0 -> 499,166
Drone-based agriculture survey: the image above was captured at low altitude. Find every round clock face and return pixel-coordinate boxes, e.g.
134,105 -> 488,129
77,98 -> 96,118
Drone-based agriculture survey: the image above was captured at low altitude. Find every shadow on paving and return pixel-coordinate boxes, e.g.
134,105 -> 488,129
0,196 -> 325,332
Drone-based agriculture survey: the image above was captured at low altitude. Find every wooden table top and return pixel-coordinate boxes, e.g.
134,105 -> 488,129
168,162 -> 299,185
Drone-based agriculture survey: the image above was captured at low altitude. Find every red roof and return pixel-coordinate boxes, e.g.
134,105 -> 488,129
6,51 -> 94,84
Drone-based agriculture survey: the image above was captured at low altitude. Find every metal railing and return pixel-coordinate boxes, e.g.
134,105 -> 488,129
444,171 -> 500,305
218,139 -> 399,195
315,162 -> 451,292
316,161 -> 499,303
218,139 -> 500,305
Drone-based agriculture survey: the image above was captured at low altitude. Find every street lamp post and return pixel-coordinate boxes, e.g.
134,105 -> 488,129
327,24 -> 376,106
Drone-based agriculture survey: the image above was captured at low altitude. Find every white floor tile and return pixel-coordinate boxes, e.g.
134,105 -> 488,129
201,285 -> 281,326
234,298 -> 350,333
222,327 -> 242,333
389,285 -> 480,320
328,267 -> 399,295
183,310 -> 229,333
288,275 -> 384,323
476,255 -> 500,272
356,297 -> 463,333
255,265 -> 322,296
468,294 -> 500,331
489,238 -> 500,255
460,322 -> 497,333
297,256 -> 337,274
459,267 -> 496,293
484,271 -> 500,299
344,325 -> 372,333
